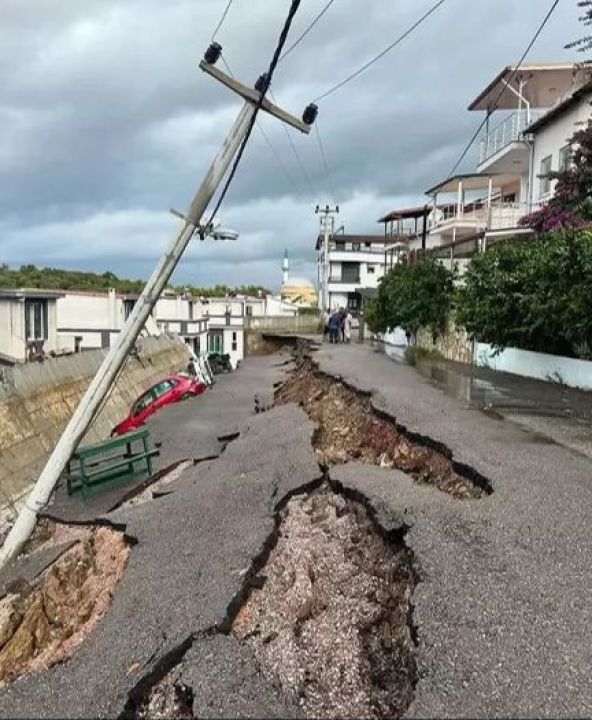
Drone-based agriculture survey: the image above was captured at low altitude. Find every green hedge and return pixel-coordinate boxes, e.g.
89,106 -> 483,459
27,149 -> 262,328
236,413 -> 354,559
456,231 -> 592,359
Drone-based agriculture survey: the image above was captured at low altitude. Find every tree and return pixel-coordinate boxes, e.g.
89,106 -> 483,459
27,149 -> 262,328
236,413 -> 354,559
566,1 -> 592,54
366,259 -> 454,338
456,231 -> 592,359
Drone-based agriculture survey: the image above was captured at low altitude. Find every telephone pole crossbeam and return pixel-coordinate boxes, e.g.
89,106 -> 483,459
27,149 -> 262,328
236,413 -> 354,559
0,41 -> 315,569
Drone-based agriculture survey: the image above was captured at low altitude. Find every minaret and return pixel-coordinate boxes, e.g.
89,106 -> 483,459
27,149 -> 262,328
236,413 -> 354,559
283,249 -> 289,285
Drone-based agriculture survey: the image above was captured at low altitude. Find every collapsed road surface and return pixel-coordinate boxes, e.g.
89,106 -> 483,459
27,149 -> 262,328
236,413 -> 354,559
0,343 -> 591,718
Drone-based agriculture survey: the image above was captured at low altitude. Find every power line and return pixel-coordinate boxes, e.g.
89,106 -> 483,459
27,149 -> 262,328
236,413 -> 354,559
211,0 -> 234,41
447,0 -> 560,177
280,0 -> 337,62
270,88 -> 318,196
205,0 -> 303,228
221,54 -> 303,195
315,121 -> 337,204
312,0 -> 446,103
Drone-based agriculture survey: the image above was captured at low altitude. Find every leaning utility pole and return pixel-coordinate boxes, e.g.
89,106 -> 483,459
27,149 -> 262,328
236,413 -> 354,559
0,39 -> 315,569
315,204 -> 339,312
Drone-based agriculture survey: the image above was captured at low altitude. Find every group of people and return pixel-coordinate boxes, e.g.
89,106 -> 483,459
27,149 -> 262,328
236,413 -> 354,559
324,308 -> 353,344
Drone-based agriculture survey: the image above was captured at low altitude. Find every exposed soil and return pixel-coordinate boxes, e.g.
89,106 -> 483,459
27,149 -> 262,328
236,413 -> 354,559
233,483 -> 416,719
276,359 -> 489,499
135,674 -> 194,720
0,525 -> 129,685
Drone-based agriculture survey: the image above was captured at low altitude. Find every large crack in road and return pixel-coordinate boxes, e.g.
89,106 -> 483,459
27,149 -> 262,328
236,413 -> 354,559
0,523 -> 130,685
233,481 -> 417,719
275,356 -> 492,499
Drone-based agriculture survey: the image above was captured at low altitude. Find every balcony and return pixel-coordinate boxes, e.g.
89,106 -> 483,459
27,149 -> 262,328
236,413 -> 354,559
430,200 -> 540,244
479,109 -> 543,166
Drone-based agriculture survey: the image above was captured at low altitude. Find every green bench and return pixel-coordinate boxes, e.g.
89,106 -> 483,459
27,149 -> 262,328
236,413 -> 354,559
63,428 -> 160,500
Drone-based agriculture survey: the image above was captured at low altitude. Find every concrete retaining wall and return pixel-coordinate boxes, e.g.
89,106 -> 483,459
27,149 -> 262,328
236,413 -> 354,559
0,334 -> 189,518
245,314 -> 322,354
475,343 -> 592,390
382,323 -> 473,365
417,321 -> 474,365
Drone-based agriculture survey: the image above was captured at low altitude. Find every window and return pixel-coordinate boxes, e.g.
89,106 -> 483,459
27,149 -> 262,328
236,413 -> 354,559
559,145 -> 572,172
352,242 -> 361,251
540,155 -> 552,197
124,299 -> 135,320
246,305 -> 253,316
208,330 -> 223,354
364,242 -> 371,248
133,391 -> 155,416
367,265 -> 376,274
188,301 -> 194,320
25,300 -> 48,341
153,380 -> 173,399
335,240 -> 345,251
232,331 -> 238,352
341,262 -> 360,283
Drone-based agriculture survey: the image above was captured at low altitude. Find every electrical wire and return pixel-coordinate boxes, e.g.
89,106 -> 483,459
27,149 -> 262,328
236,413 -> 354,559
205,0 -> 303,228
315,121 -> 338,204
447,0 -> 560,178
220,54 -> 303,196
312,0 -> 446,103
279,0 -> 337,62
211,0 -> 234,41
269,88 -> 318,196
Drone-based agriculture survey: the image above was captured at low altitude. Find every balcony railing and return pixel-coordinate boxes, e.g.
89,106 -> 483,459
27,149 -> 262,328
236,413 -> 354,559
327,243 -> 384,254
479,110 -> 543,165
432,201 -> 541,233
329,277 -> 361,284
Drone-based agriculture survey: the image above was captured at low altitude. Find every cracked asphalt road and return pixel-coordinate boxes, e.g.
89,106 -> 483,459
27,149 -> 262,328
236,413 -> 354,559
1,345 -> 591,718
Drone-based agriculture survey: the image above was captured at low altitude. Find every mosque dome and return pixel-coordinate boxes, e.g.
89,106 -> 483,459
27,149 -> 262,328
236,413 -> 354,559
281,276 -> 318,307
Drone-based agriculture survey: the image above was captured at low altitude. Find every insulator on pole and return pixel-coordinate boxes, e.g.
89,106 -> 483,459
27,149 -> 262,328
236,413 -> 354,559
255,74 -> 269,93
302,103 -> 318,125
204,42 -> 222,65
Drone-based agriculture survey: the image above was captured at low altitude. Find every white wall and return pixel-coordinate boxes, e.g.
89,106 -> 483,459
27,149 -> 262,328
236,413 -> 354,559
475,343 -> 592,390
0,299 -> 23,361
531,91 -> 592,205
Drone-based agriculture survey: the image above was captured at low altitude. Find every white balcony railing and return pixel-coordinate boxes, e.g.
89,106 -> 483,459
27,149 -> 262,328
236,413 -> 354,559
479,110 -> 543,165
432,201 -> 541,234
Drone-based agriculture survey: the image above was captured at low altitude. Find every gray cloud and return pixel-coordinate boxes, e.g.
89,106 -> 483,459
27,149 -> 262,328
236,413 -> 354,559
0,0 -> 583,288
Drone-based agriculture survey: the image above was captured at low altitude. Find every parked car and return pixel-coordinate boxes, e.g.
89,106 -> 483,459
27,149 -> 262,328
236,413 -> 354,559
112,374 -> 206,436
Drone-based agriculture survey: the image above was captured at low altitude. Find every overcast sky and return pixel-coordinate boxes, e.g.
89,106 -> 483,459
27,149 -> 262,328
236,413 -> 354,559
0,0 -> 584,290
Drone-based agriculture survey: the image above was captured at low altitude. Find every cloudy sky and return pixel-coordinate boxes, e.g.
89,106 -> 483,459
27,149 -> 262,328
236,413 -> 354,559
0,0 -> 583,290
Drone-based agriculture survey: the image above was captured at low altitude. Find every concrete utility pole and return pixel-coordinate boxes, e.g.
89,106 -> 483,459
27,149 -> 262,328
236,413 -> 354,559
0,46 -> 313,569
315,204 -> 339,312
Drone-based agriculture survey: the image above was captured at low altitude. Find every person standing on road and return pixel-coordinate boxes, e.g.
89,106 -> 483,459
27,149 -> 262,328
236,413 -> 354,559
328,311 -> 340,344
344,310 -> 353,343
339,308 -> 346,343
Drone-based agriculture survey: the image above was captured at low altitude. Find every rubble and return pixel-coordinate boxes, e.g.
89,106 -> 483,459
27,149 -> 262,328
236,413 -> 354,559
233,484 -> 416,719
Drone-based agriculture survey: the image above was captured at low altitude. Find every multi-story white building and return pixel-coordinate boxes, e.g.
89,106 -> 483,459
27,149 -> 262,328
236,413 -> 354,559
380,62 -> 592,265
316,234 -> 392,314
54,289 -> 298,369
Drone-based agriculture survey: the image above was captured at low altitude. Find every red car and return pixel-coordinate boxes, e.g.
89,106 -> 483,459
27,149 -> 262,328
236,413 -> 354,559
112,374 -> 206,436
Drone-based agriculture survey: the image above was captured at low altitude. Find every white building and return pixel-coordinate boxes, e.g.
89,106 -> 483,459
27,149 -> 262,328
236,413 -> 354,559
380,62 -> 592,265
316,234 -> 391,314
0,289 -> 63,365
53,288 -> 299,370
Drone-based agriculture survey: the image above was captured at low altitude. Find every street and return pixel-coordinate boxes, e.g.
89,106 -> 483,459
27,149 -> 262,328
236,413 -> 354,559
0,341 -> 591,718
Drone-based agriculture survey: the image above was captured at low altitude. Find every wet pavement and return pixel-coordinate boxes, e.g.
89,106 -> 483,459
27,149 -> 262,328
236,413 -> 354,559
381,341 -> 592,459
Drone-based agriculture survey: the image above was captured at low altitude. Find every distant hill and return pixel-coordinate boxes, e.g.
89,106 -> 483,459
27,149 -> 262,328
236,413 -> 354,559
0,264 -> 271,298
